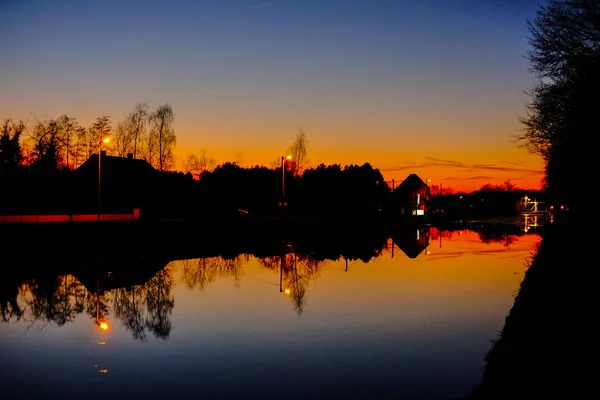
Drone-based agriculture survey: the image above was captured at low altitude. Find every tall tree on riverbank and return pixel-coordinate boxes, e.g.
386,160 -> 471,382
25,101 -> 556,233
109,102 -> 149,158
147,104 -> 175,171
113,118 -> 135,157
130,101 -> 149,159
519,0 -> 599,211
287,129 -> 309,176
88,116 -> 112,156
0,119 -> 25,174
30,117 -> 64,172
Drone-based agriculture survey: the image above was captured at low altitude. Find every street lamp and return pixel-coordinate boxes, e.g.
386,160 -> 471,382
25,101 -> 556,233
98,137 -> 110,221
281,155 -> 292,213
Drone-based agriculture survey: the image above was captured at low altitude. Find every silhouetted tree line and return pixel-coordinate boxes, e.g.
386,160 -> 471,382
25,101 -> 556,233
192,161 -> 391,219
0,156 -> 537,220
3,111 -> 533,219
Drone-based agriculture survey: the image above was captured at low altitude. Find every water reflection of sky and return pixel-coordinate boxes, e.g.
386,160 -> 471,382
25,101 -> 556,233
0,230 -> 541,399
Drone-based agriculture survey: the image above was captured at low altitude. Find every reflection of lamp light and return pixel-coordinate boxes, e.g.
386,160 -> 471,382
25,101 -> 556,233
95,275 -> 109,331
98,137 -> 111,221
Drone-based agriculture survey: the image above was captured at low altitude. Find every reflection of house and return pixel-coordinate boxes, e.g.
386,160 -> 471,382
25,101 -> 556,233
74,258 -> 168,293
392,227 -> 430,258
74,152 -> 157,213
393,174 -> 430,216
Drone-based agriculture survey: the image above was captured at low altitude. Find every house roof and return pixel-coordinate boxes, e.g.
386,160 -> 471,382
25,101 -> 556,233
75,154 -> 157,178
395,174 -> 428,192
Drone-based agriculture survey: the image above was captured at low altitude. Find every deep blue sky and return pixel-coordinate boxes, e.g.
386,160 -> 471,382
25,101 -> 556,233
0,0 -> 546,190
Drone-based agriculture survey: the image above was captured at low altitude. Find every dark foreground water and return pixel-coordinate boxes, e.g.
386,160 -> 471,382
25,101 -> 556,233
0,227 -> 541,399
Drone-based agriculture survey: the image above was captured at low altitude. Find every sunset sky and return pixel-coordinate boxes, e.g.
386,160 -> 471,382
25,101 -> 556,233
0,0 -> 546,192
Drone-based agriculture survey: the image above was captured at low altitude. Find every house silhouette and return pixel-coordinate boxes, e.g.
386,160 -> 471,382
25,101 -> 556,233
393,174 -> 430,216
73,152 -> 157,214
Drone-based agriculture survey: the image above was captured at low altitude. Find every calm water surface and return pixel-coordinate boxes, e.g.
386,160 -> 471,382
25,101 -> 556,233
0,228 -> 540,399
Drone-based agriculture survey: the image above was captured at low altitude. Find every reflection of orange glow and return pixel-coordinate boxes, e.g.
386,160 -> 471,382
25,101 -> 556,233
99,369 -> 108,373
97,341 -> 106,345
99,321 -> 109,330
284,289 -> 291,295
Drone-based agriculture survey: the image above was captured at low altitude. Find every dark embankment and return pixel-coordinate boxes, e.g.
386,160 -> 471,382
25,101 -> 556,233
468,214 -> 592,399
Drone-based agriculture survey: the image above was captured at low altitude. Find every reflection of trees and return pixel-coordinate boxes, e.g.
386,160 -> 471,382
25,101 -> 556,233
144,265 -> 175,340
262,252 -> 324,316
181,256 -> 244,290
20,275 -> 87,330
113,285 -> 147,341
0,279 -> 23,323
1,266 -> 176,341
478,232 -> 516,247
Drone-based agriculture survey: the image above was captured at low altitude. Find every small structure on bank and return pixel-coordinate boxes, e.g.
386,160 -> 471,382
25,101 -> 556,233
392,174 -> 430,216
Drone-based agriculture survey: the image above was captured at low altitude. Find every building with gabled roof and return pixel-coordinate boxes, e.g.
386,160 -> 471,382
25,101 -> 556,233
393,173 -> 430,216
73,152 -> 157,214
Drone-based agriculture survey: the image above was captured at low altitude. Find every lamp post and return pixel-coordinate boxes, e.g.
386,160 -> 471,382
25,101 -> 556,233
98,137 -> 110,222
281,155 -> 292,214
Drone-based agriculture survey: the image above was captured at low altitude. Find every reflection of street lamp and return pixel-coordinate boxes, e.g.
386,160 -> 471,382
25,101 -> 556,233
281,155 -> 292,213
95,276 -> 109,331
98,137 -> 110,221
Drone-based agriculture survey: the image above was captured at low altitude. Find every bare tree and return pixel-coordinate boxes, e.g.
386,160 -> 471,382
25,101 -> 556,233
182,150 -> 216,178
519,0 -> 599,207
113,119 -> 135,157
287,129 -> 309,176
72,125 -> 88,168
148,103 -> 175,171
30,117 -> 64,170
88,116 -> 112,156
130,101 -> 149,159
56,115 -> 82,169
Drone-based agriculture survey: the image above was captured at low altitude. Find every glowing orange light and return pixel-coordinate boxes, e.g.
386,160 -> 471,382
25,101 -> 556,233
285,155 -> 292,160
99,369 -> 108,373
99,321 -> 109,330
102,137 -> 110,144
284,289 -> 291,295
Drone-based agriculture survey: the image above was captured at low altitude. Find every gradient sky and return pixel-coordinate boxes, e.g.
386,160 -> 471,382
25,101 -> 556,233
0,0 -> 546,192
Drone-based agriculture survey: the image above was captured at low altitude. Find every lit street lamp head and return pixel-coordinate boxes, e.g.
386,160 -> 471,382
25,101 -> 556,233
102,137 -> 110,144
